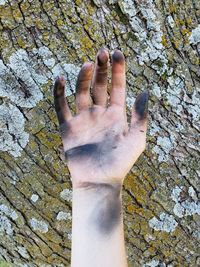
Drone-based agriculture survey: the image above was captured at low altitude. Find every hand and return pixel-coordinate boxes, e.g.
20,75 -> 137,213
54,48 -> 149,188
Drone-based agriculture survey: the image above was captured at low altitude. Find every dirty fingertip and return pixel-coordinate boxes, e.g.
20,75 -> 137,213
97,48 -> 109,66
111,49 -> 125,64
54,76 -> 66,96
134,90 -> 149,120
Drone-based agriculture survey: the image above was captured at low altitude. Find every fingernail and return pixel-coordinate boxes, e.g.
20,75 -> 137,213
82,62 -> 94,71
54,76 -> 65,97
97,48 -> 109,66
134,91 -> 149,120
112,49 -> 124,63
55,75 -> 60,83
55,75 -> 65,85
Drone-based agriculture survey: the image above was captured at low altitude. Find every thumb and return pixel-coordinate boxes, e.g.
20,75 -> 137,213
130,90 -> 149,132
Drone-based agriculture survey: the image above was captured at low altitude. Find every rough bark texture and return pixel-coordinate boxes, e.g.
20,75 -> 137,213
0,0 -> 199,266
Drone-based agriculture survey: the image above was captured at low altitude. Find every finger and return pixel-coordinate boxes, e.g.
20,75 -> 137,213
75,62 -> 94,113
54,76 -> 72,126
109,49 -> 126,107
129,91 -> 149,133
91,48 -> 109,107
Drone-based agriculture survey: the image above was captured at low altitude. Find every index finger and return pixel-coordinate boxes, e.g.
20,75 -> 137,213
54,76 -> 72,125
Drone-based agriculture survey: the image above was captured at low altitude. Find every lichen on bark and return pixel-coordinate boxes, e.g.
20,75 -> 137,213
0,0 -> 199,266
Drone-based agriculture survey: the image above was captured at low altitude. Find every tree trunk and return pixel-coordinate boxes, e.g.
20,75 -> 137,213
0,0 -> 199,266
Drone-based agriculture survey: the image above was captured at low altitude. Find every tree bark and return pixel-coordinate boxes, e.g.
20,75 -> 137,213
0,0 -> 199,266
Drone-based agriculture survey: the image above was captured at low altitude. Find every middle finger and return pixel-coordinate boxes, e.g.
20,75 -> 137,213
91,48 -> 109,107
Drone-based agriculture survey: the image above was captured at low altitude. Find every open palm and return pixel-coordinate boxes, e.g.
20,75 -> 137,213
54,49 -> 149,188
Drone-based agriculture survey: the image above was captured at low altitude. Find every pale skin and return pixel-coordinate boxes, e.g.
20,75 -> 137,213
54,48 -> 149,267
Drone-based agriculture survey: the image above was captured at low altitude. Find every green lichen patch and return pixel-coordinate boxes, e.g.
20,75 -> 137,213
0,261 -> 12,267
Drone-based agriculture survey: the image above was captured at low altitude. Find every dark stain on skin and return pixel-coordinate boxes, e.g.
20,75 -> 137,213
59,121 -> 71,137
88,106 -> 96,114
82,182 -> 122,235
54,76 -> 63,96
65,133 -> 118,164
95,190 -> 122,234
54,77 -> 66,125
65,131 -> 122,234
112,49 -> 125,64
135,91 -> 149,120
65,143 -> 99,160
65,134 -> 122,234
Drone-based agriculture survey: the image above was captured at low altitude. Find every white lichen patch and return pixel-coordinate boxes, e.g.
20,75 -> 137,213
0,204 -> 18,220
0,45 -> 81,157
171,186 -> 182,202
60,188 -> 72,202
67,233 -> 72,240
0,0 -> 7,5
16,246 -> 29,259
119,0 -> 137,18
119,0 -> 170,75
142,259 -> 159,267
0,103 -> 29,157
32,46 -> 80,95
33,46 -> 55,68
192,229 -> 200,241
30,194 -> 39,203
183,90 -> 200,122
165,76 -> 185,114
149,213 -> 178,233
152,83 -> 161,98
152,135 -> 176,162
189,24 -> 200,45
167,15 -> 175,28
119,0 -> 200,130
143,261 -> 173,267
149,121 -> 161,135
0,45 -> 79,109
56,211 -> 72,221
29,218 -> 48,233
0,216 -> 13,235
161,74 -> 199,123
171,186 -> 200,218
0,49 -> 45,108
188,186 -> 197,200
39,264 -> 64,267
0,204 -> 18,235
126,90 -> 136,109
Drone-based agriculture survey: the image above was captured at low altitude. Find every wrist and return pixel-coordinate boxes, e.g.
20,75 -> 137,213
71,180 -> 127,267
71,177 -> 124,190
72,181 -> 123,235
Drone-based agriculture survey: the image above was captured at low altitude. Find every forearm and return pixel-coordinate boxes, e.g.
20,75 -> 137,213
70,181 -> 128,267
